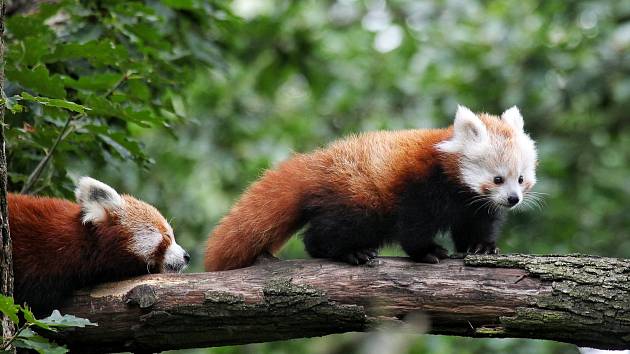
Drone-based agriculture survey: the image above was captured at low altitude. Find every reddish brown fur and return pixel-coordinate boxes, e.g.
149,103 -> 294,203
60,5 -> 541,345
204,127 -> 461,271
8,194 -> 151,314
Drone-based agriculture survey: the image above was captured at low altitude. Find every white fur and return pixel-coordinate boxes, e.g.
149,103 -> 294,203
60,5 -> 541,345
436,105 -> 488,155
162,242 -> 187,273
128,223 -> 187,272
75,177 -> 124,224
438,106 -> 537,209
128,228 -> 163,261
501,106 -> 524,131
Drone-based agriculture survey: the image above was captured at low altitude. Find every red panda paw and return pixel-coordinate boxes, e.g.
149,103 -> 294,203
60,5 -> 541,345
415,244 -> 449,264
467,242 -> 500,255
338,248 -> 379,265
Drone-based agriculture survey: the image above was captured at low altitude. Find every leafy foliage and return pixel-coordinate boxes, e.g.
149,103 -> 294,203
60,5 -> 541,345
4,0 -> 630,353
0,295 -> 96,353
4,0 -> 237,195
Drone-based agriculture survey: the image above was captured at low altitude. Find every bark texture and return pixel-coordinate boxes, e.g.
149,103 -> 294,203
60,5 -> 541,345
47,255 -> 629,353
0,0 -> 16,344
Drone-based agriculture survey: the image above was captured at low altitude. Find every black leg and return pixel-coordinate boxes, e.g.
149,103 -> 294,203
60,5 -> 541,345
451,212 -> 504,254
398,226 -> 448,264
303,210 -> 383,265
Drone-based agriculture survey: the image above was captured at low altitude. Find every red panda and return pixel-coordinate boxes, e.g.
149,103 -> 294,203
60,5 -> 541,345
9,177 -> 189,315
205,106 -> 538,271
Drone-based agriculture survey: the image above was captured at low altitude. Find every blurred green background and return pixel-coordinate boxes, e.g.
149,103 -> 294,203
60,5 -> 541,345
4,0 -> 630,353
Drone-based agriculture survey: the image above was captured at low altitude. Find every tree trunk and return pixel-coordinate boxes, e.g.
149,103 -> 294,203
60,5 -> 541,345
49,255 -> 630,353
0,0 -> 16,348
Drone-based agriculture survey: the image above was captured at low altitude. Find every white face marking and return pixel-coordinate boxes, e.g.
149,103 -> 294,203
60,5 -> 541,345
162,242 -> 188,273
127,221 -> 188,272
438,106 -> 538,209
128,228 -> 163,261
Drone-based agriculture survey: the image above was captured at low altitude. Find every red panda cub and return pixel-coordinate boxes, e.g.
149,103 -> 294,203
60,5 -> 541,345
9,177 -> 189,315
205,106 -> 538,271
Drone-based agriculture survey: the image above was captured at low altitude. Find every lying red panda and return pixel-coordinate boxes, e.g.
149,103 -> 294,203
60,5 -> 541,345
205,106 -> 538,271
9,177 -> 189,315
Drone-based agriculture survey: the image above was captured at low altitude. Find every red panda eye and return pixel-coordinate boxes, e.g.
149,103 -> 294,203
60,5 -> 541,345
518,175 -> 524,184
493,176 -> 504,185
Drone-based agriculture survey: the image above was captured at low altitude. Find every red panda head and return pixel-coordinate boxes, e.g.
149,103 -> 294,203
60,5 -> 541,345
437,105 -> 538,210
75,177 -> 190,273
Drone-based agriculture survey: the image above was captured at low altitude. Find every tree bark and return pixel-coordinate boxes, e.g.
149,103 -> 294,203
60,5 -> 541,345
0,0 -> 16,347
49,255 -> 630,353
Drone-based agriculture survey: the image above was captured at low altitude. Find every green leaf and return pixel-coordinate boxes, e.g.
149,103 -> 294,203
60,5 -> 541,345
80,94 -> 155,126
61,73 -> 123,92
45,40 -> 127,66
21,306 -> 53,331
1,95 -> 25,114
13,328 -> 68,354
161,0 -> 202,10
38,310 -> 97,328
20,92 -> 90,114
6,16 -> 53,39
98,132 -> 147,161
127,79 -> 151,101
17,36 -> 52,66
0,295 -> 19,324
6,66 -> 66,98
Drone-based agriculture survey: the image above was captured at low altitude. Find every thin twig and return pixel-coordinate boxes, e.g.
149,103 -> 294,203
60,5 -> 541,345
103,72 -> 129,99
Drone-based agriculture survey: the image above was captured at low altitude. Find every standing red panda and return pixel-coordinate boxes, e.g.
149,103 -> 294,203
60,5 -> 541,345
9,177 -> 190,315
205,106 -> 538,271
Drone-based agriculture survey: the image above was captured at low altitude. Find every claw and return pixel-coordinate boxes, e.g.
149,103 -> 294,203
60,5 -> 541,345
418,253 -> 440,264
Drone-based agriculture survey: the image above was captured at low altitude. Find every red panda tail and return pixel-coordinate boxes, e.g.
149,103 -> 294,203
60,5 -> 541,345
204,157 -> 312,271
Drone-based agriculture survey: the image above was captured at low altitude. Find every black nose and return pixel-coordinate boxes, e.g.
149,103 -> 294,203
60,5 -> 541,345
507,195 -> 520,206
183,252 -> 191,264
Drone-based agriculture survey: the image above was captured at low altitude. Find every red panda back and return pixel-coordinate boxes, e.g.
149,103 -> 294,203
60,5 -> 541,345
9,194 -> 86,279
204,128 -> 455,271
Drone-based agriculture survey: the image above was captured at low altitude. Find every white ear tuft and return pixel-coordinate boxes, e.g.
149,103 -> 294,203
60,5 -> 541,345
75,177 -> 124,224
501,106 -> 524,132
437,105 -> 488,153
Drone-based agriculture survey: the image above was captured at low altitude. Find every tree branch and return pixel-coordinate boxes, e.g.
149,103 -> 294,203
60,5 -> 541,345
49,255 -> 630,353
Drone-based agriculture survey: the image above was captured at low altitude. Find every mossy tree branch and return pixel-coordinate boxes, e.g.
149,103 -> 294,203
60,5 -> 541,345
49,255 -> 630,353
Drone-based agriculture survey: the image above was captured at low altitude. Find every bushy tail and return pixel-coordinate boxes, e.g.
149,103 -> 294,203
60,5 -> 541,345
204,159 -> 310,271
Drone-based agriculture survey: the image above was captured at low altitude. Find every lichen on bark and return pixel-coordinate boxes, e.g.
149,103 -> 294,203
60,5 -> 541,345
466,254 -> 630,349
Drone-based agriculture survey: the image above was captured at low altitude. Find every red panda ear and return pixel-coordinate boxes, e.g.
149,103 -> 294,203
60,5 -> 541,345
438,105 -> 488,153
501,106 -> 524,132
454,105 -> 488,142
75,177 -> 124,224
